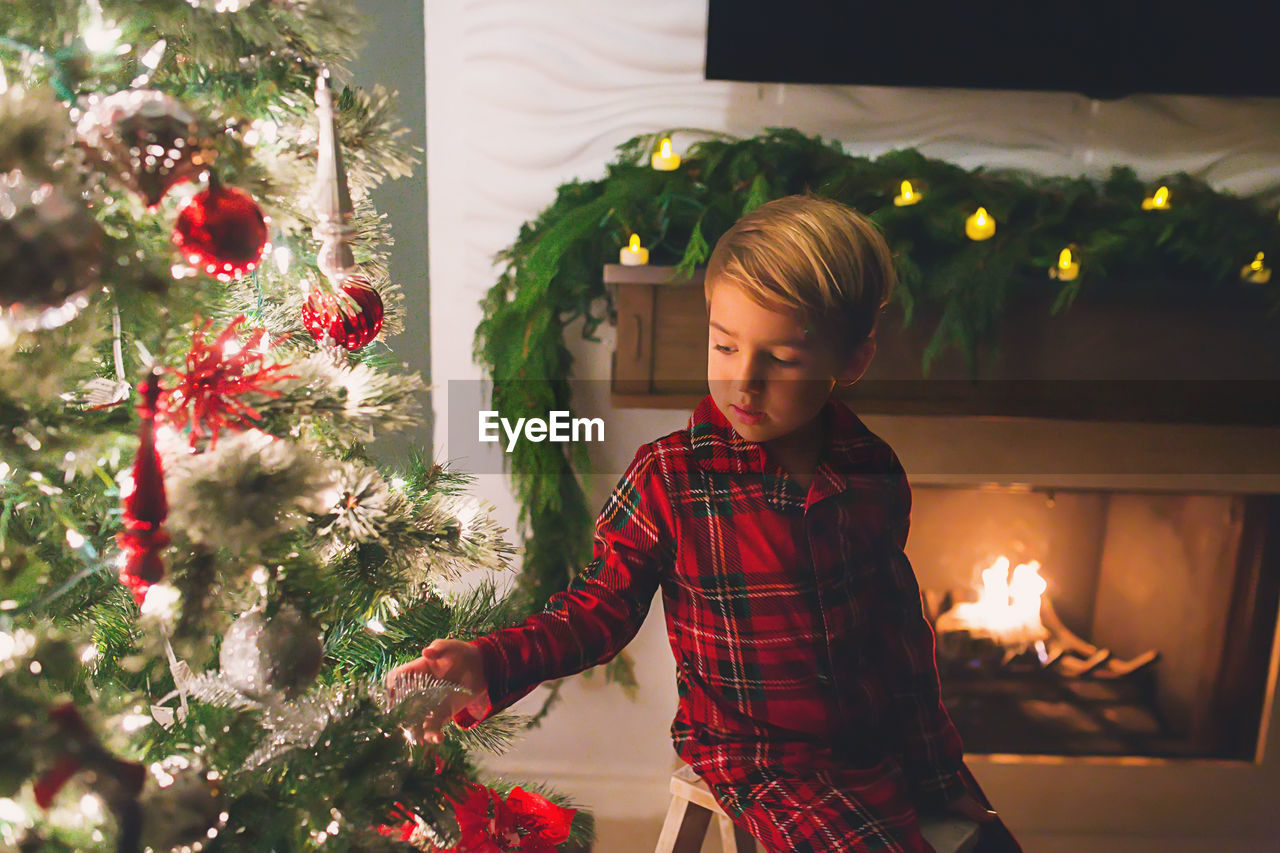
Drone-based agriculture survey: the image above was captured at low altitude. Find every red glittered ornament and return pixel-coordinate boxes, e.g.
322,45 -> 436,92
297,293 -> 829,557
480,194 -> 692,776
301,277 -> 384,351
173,174 -> 269,280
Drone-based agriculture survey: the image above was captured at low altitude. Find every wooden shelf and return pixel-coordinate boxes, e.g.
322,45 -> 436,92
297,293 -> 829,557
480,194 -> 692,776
604,264 -> 1280,425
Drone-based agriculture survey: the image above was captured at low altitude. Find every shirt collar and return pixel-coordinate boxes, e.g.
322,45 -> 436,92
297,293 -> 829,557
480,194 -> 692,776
687,393 -> 877,480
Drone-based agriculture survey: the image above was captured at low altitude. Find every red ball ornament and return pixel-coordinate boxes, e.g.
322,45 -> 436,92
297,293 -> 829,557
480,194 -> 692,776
301,277 -> 384,351
173,176 -> 268,280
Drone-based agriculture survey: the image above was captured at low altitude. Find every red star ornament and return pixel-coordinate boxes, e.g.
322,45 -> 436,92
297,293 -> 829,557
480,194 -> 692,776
158,315 -> 295,448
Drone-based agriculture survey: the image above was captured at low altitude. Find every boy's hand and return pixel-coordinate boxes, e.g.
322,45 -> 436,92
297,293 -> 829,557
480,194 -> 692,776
384,639 -> 489,744
945,791 -> 998,823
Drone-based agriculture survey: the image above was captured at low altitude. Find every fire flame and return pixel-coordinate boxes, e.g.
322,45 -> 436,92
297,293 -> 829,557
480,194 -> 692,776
936,556 -> 1050,648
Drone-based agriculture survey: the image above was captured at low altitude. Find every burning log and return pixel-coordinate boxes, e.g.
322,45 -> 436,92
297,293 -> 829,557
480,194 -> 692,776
930,556 -> 1160,683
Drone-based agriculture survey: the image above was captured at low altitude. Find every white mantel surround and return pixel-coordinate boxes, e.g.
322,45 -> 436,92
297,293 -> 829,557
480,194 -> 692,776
426,2 -> 1280,848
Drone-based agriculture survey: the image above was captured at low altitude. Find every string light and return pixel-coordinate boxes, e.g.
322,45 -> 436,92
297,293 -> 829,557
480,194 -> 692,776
273,245 -> 293,274
78,793 -> 105,821
82,0 -> 124,55
140,39 -> 167,70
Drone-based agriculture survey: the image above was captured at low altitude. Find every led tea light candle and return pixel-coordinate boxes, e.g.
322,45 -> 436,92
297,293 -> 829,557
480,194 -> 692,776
650,137 -> 681,171
1049,247 -> 1080,281
619,233 -> 649,266
1141,185 -> 1171,210
893,180 -> 922,206
1241,251 -> 1271,284
965,206 -> 995,241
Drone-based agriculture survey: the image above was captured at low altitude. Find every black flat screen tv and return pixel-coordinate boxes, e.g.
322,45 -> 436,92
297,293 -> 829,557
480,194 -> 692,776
705,1 -> 1280,100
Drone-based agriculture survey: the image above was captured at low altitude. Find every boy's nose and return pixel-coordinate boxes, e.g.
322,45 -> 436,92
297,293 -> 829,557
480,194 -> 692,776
734,353 -> 769,388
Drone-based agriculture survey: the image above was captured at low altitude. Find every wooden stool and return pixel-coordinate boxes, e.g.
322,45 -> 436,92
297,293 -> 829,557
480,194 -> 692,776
655,765 -> 756,853
655,765 -> 982,853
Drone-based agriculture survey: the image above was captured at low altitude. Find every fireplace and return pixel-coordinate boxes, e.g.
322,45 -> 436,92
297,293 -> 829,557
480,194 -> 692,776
857,411 -> 1280,848
906,484 -> 1280,760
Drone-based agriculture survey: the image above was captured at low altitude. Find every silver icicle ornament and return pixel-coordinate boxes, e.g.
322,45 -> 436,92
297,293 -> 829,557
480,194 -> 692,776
311,68 -> 356,286
302,69 -> 385,351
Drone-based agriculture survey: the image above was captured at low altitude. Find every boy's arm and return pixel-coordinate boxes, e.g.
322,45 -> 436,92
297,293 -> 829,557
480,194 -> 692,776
873,452 -> 969,809
455,443 -> 674,727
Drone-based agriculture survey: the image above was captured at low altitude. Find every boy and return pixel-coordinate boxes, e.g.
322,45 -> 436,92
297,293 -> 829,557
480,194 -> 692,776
389,195 -> 1019,852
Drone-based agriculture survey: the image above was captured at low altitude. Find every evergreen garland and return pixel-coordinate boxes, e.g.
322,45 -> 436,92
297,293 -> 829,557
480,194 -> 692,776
476,127 -> 1280,654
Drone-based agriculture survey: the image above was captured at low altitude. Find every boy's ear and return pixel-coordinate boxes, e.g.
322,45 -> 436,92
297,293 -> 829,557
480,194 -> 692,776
837,335 -> 876,386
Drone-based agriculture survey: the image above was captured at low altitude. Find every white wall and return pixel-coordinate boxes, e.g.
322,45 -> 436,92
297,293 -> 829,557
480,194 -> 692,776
425,0 -> 1280,844
351,0 -> 430,461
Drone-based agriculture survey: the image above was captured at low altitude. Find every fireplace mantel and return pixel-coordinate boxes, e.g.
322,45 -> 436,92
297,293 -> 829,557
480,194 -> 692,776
605,264 -> 1280,426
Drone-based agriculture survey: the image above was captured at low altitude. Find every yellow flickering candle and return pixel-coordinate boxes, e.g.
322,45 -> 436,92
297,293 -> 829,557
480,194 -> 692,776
650,137 -> 681,171
965,206 -> 995,241
1241,251 -> 1271,284
1141,185 -> 1171,210
893,180 -> 922,206
1049,247 -> 1080,281
619,233 -> 649,266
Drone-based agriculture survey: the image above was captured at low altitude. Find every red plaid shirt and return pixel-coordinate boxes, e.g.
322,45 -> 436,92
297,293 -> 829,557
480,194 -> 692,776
462,394 -> 967,807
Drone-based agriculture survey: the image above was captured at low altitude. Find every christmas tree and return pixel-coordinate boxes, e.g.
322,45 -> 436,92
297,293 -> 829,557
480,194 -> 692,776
0,2 -> 587,850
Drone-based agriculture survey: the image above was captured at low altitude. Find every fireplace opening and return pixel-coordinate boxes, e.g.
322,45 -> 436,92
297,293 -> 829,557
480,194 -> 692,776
907,485 -> 1280,760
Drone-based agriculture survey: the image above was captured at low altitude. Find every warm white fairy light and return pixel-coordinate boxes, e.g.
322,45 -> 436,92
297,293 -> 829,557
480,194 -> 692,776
273,244 -> 293,274
0,462 -> 9,481
0,629 -> 35,662
0,797 -> 31,845
65,528 -> 85,549
83,0 -> 123,55
0,63 -> 8,96
121,711 -> 152,732
140,39 -> 167,70
78,793 -> 105,821
256,118 -> 279,144
80,644 -> 99,663
390,476 -> 408,491
365,616 -> 387,634
140,583 -> 182,622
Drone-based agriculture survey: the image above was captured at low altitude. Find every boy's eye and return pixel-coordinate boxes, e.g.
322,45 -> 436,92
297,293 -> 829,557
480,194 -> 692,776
771,356 -> 800,366
713,344 -> 735,354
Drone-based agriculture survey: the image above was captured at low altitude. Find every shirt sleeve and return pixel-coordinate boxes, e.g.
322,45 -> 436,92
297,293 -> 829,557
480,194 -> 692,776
873,450 -> 969,810
454,443 -> 674,728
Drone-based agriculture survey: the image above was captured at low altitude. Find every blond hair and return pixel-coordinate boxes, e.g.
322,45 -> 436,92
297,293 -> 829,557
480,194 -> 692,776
704,194 -> 895,350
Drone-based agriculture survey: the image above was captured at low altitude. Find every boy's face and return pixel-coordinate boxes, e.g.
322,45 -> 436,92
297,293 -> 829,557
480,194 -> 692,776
706,279 -> 874,447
